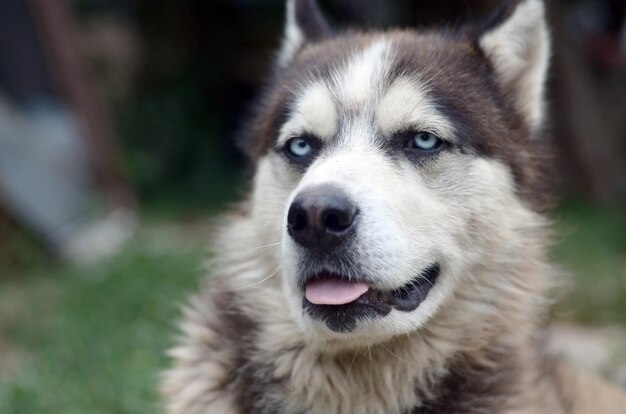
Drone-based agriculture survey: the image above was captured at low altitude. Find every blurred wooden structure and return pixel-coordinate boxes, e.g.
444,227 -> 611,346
25,0 -> 134,208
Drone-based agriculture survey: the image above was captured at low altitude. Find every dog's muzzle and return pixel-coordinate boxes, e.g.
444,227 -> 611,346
286,185 -> 440,333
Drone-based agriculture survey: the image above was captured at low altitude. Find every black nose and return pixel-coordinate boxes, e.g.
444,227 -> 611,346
287,185 -> 358,251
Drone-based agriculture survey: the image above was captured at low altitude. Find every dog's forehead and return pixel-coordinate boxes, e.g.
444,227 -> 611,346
328,38 -> 391,108
280,38 -> 393,144
280,32 -> 476,145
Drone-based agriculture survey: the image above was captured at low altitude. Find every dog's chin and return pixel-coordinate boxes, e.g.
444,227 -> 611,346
298,263 -> 441,335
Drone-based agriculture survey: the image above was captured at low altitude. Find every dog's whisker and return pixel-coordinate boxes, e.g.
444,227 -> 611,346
379,343 -> 422,369
417,272 -> 435,289
236,265 -> 282,290
411,280 -> 425,303
357,349 -> 369,363
253,241 -> 282,251
465,271 -> 492,306
346,350 -> 360,376
366,345 -> 373,382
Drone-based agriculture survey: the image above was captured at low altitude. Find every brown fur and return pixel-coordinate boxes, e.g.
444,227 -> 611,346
240,29 -> 554,212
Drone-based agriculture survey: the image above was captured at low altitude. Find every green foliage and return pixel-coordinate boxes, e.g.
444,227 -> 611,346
115,71 -> 244,216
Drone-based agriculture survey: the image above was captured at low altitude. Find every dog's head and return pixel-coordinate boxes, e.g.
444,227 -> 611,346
241,0 -> 551,345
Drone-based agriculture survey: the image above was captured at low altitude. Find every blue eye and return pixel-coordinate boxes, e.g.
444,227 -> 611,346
286,137 -> 313,158
407,132 -> 443,151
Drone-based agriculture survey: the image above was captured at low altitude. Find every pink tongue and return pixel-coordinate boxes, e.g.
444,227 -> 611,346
305,279 -> 369,305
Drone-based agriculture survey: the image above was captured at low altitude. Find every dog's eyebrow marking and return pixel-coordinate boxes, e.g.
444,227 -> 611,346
376,77 -> 456,141
335,39 -> 392,107
277,82 -> 337,145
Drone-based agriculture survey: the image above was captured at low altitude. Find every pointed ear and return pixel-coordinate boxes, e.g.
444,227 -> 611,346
278,0 -> 331,67
478,0 -> 550,131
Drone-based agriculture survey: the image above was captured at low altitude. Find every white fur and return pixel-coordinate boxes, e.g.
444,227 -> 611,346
278,82 -> 338,145
334,39 -> 392,106
479,0 -> 550,130
377,77 -> 456,140
278,0 -> 305,67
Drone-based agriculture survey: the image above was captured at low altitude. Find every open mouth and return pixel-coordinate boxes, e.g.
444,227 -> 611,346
302,263 -> 440,332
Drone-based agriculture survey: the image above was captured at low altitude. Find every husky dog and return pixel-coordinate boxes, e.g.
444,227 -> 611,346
162,0 -> 626,412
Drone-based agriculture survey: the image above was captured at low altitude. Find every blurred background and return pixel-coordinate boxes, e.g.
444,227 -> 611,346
0,0 -> 625,412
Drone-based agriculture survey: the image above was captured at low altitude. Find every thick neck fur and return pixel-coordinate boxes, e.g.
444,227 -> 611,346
237,325 -> 546,414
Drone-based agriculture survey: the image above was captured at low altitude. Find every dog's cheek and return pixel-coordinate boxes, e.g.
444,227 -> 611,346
387,155 -> 525,272
251,155 -> 300,257
438,157 -> 528,253
384,159 -> 464,259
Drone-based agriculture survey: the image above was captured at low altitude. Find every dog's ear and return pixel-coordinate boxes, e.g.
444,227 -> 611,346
478,0 -> 550,130
278,0 -> 331,67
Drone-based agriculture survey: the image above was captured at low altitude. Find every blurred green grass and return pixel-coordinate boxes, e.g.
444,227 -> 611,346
0,244 -> 205,414
551,201 -> 626,324
0,202 -> 624,413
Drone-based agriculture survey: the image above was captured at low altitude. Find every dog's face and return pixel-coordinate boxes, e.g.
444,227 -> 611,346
244,0 -> 550,344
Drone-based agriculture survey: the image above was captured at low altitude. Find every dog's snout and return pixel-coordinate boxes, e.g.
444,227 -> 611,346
287,185 -> 357,251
